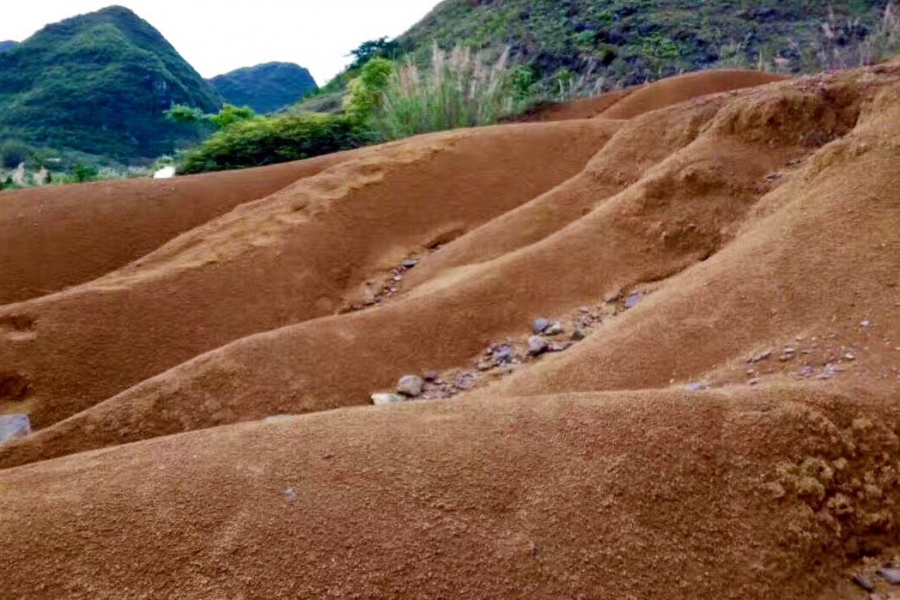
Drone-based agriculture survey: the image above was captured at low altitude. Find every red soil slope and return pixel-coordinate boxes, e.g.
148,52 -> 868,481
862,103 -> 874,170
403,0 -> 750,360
0,151 -> 365,305
3,67 -> 900,599
507,87 -> 634,122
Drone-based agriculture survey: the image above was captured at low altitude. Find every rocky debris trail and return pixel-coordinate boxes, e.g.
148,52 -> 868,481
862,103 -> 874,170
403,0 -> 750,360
370,289 -> 653,404
344,252 -> 432,313
844,554 -> 900,599
690,315 -> 900,392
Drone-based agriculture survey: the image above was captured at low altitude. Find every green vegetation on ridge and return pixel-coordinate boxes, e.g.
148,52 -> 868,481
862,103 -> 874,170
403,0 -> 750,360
402,0 -> 893,86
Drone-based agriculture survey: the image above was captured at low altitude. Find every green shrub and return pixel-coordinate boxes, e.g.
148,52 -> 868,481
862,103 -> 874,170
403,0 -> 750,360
343,58 -> 395,123
350,37 -> 406,68
177,113 -> 367,174
208,105 -> 256,129
71,163 -> 99,182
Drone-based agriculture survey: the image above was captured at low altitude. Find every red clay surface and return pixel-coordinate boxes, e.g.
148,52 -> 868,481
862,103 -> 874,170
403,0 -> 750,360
3,67 -> 900,599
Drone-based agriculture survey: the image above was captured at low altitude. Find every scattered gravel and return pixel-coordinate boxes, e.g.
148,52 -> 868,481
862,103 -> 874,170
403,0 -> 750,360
370,288 -> 652,405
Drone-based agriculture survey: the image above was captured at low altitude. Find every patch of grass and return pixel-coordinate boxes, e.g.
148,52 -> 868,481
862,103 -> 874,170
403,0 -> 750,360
344,44 -> 533,141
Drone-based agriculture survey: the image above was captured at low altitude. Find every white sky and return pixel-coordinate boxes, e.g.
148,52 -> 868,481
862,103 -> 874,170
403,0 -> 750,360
0,1 -> 442,84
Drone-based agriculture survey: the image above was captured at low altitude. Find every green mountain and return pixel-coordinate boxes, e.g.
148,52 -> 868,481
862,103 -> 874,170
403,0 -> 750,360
210,62 -> 318,114
401,0 -> 889,85
0,41 -> 17,53
0,6 -> 222,161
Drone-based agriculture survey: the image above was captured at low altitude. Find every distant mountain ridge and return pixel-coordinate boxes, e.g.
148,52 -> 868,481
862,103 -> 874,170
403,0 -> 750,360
0,6 -> 222,160
210,62 -> 318,114
0,41 -> 17,53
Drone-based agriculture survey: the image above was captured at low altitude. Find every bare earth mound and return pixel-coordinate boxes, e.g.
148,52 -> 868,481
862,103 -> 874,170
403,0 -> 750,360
3,66 -> 900,599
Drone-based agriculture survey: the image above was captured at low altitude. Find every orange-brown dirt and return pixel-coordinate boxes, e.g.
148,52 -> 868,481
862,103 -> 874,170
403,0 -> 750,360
2,67 -> 900,599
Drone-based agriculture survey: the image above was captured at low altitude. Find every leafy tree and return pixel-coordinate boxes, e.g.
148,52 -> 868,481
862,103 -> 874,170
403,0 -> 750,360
350,37 -> 404,68
166,104 -> 256,129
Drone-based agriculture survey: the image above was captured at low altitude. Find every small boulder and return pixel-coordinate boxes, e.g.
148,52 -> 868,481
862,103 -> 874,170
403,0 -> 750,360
571,328 -> 587,341
402,259 -> 419,269
625,293 -> 643,309
372,393 -> 407,406
852,574 -> 875,592
548,342 -> 573,353
397,375 -> 425,398
545,322 -> 565,336
528,336 -> 549,356
876,567 -> 900,585
0,414 -> 30,443
533,318 -> 550,334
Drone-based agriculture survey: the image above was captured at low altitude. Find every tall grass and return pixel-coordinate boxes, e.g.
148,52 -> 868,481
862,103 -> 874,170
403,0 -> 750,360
856,3 -> 900,66
373,43 -> 524,140
815,4 -> 900,70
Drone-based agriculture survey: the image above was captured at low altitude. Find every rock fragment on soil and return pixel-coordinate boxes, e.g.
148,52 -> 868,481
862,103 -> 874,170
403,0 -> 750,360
548,342 -> 573,353
492,345 -> 514,364
372,393 -> 407,406
544,322 -> 565,336
533,318 -> 550,334
853,574 -> 875,593
528,336 -> 549,356
685,382 -> 711,392
0,414 -> 30,443
453,372 -> 479,390
748,350 -> 774,364
625,293 -> 643,309
876,567 -> 900,585
397,375 -> 425,397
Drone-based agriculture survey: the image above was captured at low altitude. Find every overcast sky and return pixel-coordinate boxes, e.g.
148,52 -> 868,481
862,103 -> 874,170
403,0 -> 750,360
0,1 -> 442,83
